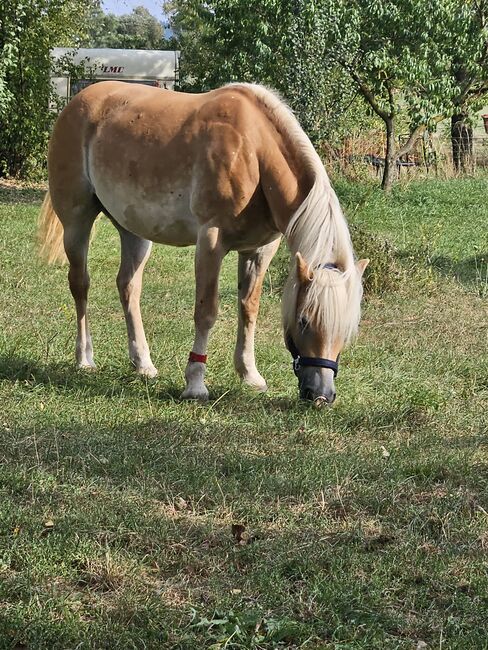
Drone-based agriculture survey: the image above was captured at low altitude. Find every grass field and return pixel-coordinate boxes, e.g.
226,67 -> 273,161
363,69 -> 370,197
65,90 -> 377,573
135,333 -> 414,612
0,177 -> 487,649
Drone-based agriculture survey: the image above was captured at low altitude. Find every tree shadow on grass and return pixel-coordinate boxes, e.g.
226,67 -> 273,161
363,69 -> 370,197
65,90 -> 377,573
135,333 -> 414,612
0,181 -> 46,204
2,410 -> 486,648
398,248 -> 488,293
431,253 -> 488,292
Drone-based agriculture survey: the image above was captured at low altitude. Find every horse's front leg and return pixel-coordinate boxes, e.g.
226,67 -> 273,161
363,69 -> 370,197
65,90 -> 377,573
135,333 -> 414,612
234,238 -> 281,391
181,225 -> 225,401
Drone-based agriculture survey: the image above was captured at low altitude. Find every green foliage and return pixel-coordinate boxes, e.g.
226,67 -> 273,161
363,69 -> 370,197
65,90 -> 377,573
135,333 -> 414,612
284,2 -> 367,147
0,0 -> 97,178
168,0 -> 488,188
188,608 -> 303,648
168,0 -> 290,90
327,0 -> 454,125
165,0 -> 372,145
83,5 -> 170,50
349,223 -> 404,296
323,0 -> 488,185
267,222 -> 403,298
441,0 -> 488,111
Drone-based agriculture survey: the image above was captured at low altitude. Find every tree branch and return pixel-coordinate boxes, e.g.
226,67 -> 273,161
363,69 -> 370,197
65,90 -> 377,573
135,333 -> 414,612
386,80 -> 395,117
468,83 -> 488,96
395,116 -> 444,160
347,68 -> 390,122
396,126 -> 425,159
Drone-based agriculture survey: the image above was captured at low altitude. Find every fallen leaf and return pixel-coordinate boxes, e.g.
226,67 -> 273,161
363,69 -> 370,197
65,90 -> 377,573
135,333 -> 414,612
380,445 -> 390,459
231,523 -> 246,542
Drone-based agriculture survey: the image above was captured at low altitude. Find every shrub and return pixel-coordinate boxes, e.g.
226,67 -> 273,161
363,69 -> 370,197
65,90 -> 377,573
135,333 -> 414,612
266,224 -> 402,298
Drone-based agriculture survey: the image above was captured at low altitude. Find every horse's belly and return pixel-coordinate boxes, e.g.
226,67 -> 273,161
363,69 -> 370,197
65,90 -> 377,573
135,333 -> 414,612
96,185 -> 198,246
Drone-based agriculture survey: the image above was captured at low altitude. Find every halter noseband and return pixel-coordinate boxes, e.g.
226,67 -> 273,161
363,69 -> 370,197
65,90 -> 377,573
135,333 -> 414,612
286,334 -> 339,378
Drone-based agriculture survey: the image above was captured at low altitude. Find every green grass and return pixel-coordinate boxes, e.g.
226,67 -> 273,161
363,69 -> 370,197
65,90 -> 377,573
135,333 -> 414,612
0,178 -> 487,649
335,177 -> 488,296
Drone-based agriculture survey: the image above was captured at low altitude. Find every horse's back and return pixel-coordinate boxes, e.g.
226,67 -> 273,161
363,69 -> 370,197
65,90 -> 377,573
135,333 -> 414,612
48,82 -> 279,248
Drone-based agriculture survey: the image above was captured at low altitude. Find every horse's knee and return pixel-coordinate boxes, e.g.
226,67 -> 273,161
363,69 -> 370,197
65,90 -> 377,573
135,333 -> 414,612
195,305 -> 218,332
239,296 -> 259,323
68,266 -> 89,301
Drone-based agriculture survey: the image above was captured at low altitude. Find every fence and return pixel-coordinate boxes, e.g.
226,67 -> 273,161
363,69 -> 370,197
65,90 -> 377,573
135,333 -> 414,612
321,128 -> 488,179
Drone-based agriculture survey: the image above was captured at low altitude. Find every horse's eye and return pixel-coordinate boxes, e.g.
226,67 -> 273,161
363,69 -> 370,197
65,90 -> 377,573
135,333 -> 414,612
299,316 -> 309,331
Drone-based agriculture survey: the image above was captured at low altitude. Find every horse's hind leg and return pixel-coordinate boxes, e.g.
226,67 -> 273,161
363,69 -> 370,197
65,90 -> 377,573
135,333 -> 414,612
62,205 -> 99,369
234,237 -> 281,391
115,226 -> 157,378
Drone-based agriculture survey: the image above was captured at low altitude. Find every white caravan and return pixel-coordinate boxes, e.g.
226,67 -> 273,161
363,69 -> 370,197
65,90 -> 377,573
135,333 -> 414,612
51,47 -> 179,105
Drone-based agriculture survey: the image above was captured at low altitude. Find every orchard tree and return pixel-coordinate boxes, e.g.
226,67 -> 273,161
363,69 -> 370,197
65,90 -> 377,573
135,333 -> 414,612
442,0 -> 488,171
167,0 -> 488,188
323,0 -> 456,190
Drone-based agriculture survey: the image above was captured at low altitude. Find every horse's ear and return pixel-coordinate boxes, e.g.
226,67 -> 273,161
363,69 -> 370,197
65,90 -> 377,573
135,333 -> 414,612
296,252 -> 313,285
356,258 -> 370,277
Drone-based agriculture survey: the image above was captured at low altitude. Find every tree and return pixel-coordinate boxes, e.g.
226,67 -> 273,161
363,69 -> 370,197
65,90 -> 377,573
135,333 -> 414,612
442,1 -> 488,172
166,0 -> 289,90
165,0 -> 371,147
81,4 -> 119,49
0,0 -> 96,178
320,0 -> 459,190
168,0 -> 488,189
84,5 -> 168,50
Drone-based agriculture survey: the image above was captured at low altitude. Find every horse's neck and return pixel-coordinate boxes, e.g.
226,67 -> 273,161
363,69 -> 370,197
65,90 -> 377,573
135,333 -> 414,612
259,131 -> 316,235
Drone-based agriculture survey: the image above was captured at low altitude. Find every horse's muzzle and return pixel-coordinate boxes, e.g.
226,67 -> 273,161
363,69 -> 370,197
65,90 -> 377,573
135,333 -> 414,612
300,386 -> 336,406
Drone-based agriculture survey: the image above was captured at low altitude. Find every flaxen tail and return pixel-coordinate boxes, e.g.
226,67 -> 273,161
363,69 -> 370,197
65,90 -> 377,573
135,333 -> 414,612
38,191 -> 67,264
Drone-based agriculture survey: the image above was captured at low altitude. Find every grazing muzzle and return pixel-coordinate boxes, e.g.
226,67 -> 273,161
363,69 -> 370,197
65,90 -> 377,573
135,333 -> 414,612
286,334 -> 339,405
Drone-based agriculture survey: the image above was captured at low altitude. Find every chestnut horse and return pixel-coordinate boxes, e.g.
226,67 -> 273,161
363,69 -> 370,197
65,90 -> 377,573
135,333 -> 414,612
38,81 -> 368,405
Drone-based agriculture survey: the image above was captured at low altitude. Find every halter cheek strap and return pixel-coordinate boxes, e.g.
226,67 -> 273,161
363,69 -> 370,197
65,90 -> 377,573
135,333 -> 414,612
286,335 -> 339,378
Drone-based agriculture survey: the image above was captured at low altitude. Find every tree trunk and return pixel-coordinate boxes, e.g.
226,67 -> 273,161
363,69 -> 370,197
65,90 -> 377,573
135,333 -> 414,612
451,113 -> 473,173
381,117 -> 396,191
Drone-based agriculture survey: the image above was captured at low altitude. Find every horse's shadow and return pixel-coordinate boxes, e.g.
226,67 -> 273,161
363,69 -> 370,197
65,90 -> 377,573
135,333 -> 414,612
0,352 -> 299,410
0,352 -> 174,400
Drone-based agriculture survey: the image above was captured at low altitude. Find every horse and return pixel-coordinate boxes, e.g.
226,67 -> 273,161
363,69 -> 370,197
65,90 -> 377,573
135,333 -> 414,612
38,81 -> 368,406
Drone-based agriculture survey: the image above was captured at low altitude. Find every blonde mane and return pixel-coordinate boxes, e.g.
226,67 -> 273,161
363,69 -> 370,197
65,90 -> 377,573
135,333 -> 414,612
230,83 -> 363,348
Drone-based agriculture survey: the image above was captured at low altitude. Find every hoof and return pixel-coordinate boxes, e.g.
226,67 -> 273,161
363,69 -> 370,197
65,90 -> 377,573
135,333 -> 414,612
77,362 -> 96,371
241,372 -> 268,392
137,365 -> 158,379
244,379 -> 268,392
180,386 -> 209,402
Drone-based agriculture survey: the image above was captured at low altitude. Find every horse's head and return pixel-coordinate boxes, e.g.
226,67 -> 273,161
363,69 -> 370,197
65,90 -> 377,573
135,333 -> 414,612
283,252 -> 368,407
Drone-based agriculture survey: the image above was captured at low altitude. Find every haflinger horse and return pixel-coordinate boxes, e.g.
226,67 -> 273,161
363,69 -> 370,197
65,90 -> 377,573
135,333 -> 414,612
38,81 -> 368,406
